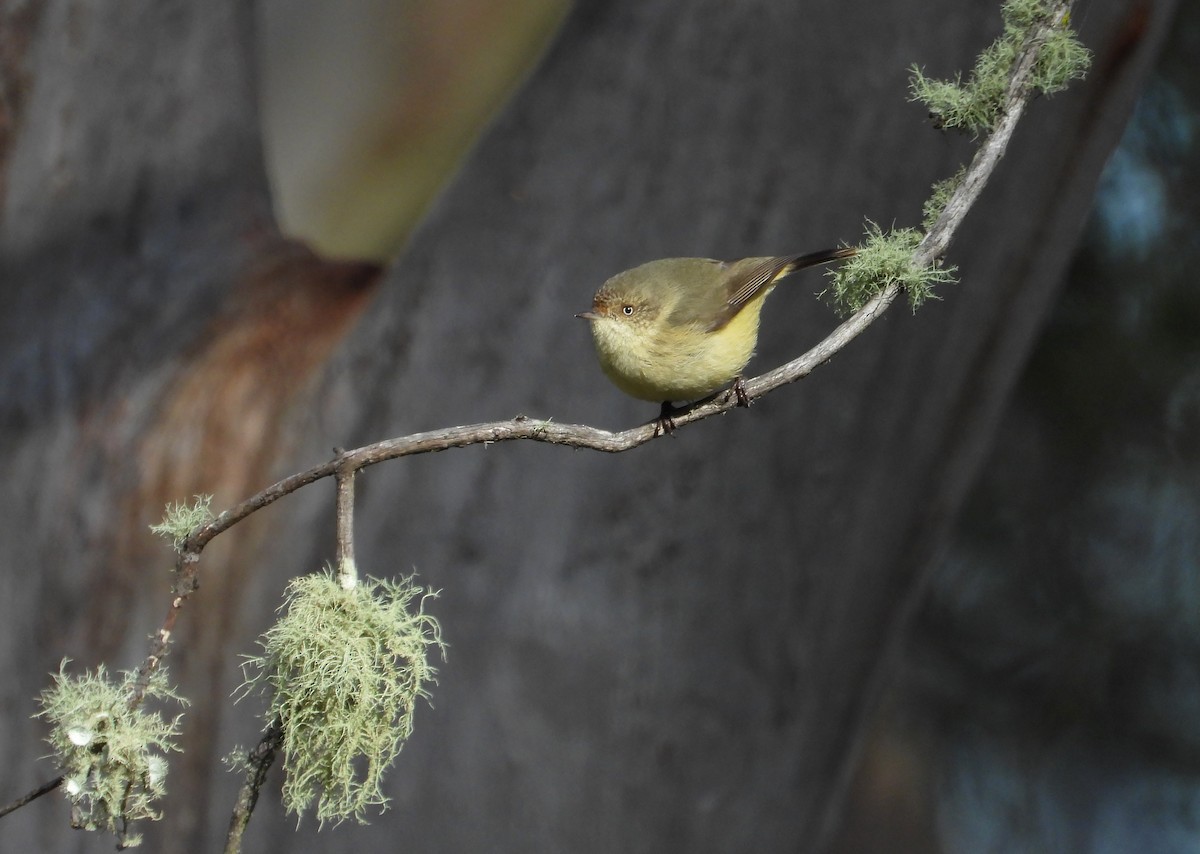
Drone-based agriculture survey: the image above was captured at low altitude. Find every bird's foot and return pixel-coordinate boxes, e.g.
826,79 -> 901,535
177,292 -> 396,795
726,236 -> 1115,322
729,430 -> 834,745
653,401 -> 678,437
732,376 -> 751,408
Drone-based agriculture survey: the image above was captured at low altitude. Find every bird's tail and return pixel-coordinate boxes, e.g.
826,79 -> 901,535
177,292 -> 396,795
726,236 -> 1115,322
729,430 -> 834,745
783,245 -> 857,275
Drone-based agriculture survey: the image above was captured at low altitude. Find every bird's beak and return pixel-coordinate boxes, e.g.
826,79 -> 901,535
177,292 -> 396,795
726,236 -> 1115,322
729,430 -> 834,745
575,311 -> 600,321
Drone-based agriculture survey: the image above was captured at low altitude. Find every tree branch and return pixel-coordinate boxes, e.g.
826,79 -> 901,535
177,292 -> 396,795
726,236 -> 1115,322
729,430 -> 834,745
0,775 -> 63,820
918,0 -> 1074,263
222,720 -> 283,854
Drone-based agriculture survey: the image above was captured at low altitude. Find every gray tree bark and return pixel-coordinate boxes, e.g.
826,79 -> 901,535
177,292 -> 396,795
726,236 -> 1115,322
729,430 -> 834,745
0,1 -> 1177,852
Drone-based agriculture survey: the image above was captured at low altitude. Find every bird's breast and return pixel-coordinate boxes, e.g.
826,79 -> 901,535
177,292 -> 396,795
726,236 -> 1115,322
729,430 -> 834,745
588,306 -> 763,403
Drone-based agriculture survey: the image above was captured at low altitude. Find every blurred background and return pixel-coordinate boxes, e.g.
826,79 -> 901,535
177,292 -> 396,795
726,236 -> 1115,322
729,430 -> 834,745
834,6 -> 1200,849
257,0 -> 568,260
1,0 -> 1195,851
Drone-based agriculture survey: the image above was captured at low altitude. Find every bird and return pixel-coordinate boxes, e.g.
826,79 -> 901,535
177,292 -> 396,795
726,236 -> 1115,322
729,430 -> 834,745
577,246 -> 855,430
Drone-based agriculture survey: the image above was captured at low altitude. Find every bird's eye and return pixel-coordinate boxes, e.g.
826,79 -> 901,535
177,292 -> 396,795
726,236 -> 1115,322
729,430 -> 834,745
622,305 -> 635,316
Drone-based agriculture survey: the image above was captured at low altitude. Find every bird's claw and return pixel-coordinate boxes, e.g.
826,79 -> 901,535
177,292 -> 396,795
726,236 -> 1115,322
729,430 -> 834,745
732,376 -> 751,408
654,401 -> 678,436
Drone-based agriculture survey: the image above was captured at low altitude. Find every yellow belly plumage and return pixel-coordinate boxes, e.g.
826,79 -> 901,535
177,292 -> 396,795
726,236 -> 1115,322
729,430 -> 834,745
588,293 -> 767,402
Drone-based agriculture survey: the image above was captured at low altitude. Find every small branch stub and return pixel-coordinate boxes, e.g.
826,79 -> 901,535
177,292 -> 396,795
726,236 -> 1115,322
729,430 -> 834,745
334,462 -> 358,589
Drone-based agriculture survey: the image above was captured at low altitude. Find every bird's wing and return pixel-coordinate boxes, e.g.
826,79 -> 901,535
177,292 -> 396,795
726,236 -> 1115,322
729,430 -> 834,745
710,247 -> 856,332
722,256 -> 799,319
659,257 -> 792,333
664,249 -> 855,333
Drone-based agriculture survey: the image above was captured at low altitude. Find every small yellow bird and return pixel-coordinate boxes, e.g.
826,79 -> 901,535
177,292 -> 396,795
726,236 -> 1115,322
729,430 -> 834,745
577,247 -> 855,422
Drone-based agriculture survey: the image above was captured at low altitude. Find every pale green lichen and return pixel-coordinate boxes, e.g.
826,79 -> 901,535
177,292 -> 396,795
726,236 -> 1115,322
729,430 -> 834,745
910,0 -> 1090,135
922,166 -> 968,231
239,571 -> 445,826
37,662 -> 185,848
823,222 -> 958,315
149,494 -> 214,552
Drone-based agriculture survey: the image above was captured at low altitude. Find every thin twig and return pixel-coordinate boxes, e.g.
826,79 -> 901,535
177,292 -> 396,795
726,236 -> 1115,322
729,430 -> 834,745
223,720 -> 284,854
0,775 -> 63,819
918,0 -> 1073,263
